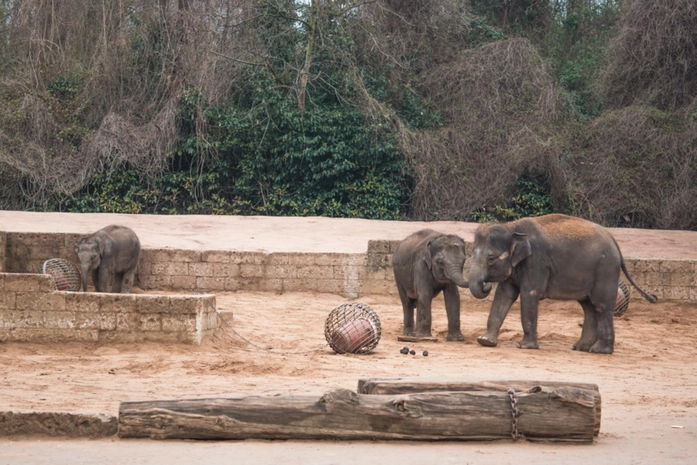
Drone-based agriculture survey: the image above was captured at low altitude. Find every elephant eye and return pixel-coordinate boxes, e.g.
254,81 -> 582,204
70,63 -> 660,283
487,254 -> 497,264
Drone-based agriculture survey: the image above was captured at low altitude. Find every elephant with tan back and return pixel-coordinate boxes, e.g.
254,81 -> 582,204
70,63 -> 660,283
392,229 -> 491,341
77,225 -> 140,293
467,214 -> 657,354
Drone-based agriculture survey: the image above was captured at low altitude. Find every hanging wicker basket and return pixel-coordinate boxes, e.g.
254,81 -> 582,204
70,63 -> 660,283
614,280 -> 630,317
41,258 -> 82,292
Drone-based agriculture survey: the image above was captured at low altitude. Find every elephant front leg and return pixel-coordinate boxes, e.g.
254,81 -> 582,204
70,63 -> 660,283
477,281 -> 518,347
91,270 -> 100,292
415,297 -> 434,338
517,289 -> 540,349
397,285 -> 416,336
443,284 -> 464,341
96,267 -> 110,293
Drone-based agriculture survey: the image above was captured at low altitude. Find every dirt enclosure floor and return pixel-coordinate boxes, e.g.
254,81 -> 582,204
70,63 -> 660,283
2,290 -> 697,464
1,212 -> 697,464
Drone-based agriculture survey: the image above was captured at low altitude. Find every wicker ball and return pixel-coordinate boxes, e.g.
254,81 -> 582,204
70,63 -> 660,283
325,302 -> 381,354
41,258 -> 82,291
614,280 -> 630,317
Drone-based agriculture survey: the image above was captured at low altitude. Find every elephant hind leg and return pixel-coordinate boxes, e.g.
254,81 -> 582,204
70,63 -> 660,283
573,299 -> 598,352
589,306 -> 615,354
587,285 -> 616,354
121,268 -> 137,294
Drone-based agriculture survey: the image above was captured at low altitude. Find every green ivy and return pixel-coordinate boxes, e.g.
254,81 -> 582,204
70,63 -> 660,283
66,76 -> 408,219
471,174 -> 553,222
64,159 -> 238,215
550,1 -> 621,119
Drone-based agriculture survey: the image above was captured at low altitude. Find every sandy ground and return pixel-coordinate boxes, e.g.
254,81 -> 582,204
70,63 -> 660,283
1,212 -> 697,463
1,290 -> 697,463
2,211 -> 697,259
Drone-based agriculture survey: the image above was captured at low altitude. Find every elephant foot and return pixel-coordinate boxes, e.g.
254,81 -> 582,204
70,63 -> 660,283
589,340 -> 614,354
446,331 -> 465,342
477,334 -> 498,347
403,328 -> 416,337
414,326 -> 433,339
572,339 -> 595,352
516,337 -> 539,349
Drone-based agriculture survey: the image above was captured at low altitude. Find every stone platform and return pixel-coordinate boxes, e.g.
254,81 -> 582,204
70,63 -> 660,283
1,211 -> 696,344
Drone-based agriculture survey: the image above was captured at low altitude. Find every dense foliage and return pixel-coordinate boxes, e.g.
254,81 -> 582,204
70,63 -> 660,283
0,0 -> 695,229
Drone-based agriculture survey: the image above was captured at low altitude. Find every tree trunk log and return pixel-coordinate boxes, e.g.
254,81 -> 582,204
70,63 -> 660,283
118,386 -> 597,442
357,377 -> 601,437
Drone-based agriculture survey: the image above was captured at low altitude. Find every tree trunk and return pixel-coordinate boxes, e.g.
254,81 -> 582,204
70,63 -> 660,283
118,386 -> 598,442
297,0 -> 318,111
357,377 -> 601,437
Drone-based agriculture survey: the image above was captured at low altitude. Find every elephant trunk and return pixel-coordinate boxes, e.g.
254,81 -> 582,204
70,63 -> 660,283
467,265 -> 493,299
81,263 -> 90,292
445,263 -> 469,288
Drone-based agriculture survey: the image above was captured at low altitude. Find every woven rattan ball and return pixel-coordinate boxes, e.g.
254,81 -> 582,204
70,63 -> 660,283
325,302 -> 381,354
614,280 -> 630,317
41,258 -> 82,291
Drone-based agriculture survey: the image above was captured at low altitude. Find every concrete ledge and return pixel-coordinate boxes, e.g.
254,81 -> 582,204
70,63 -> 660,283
1,232 -> 696,306
137,249 -> 366,298
365,240 -> 697,303
0,411 -> 117,438
0,273 -> 219,344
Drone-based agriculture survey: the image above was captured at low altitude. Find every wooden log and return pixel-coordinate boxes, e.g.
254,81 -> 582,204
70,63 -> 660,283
397,335 -> 438,342
357,377 -> 601,437
118,387 -> 597,442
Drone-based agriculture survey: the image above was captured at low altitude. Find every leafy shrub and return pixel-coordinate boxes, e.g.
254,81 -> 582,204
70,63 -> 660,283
223,77 -> 408,219
471,174 -> 553,222
66,76 -> 408,220
64,161 -> 236,215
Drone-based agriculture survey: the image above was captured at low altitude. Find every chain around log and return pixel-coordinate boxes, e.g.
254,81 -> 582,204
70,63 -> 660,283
507,388 -> 524,440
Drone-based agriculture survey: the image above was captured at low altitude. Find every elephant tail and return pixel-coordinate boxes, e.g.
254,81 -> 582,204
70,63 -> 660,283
615,238 -> 658,303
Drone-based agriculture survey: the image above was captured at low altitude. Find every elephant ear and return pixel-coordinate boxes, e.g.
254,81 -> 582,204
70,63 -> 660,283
423,241 -> 433,270
95,236 -> 106,257
510,233 -> 531,267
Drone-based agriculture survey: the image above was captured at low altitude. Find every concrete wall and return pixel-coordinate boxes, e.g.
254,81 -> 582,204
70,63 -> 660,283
363,240 -> 697,303
2,232 -> 696,303
0,273 -> 218,344
2,233 -> 366,298
0,231 -> 5,272
137,249 -> 365,298
4,232 -> 82,275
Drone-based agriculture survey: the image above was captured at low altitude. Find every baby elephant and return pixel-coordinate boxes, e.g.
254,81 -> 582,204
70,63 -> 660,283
77,225 -> 141,293
392,229 -> 489,341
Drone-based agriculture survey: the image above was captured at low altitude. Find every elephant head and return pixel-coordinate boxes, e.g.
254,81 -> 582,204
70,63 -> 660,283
467,223 -> 530,299
77,237 -> 103,292
424,235 -> 470,288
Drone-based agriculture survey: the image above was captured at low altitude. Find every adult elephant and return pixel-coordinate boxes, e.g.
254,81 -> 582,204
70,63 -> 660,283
77,225 -> 141,293
392,229 -> 490,341
467,214 -> 657,354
